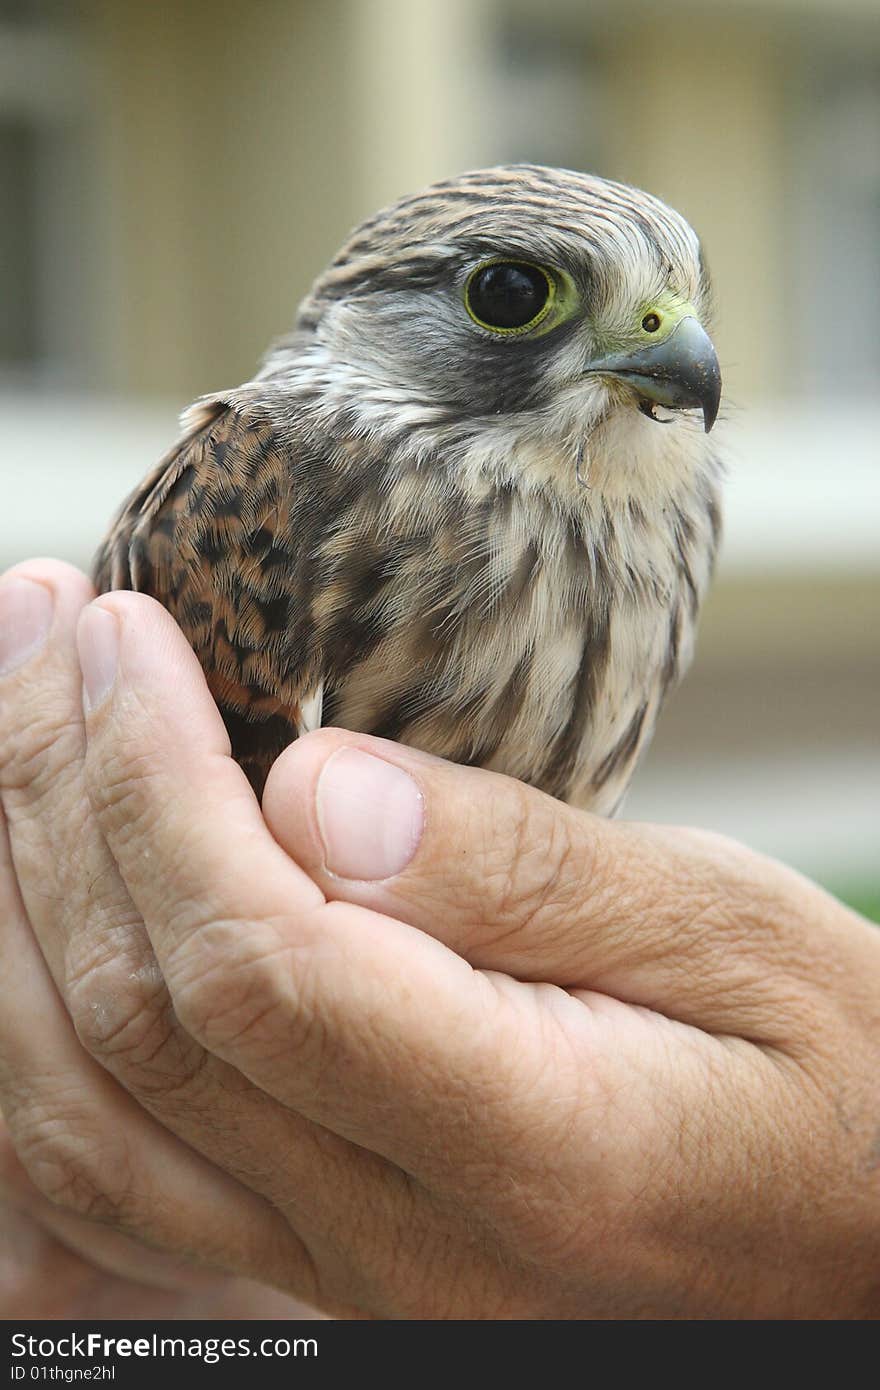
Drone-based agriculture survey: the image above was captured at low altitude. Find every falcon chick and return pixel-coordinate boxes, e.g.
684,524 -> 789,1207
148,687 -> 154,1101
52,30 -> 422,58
95,165 -> 722,812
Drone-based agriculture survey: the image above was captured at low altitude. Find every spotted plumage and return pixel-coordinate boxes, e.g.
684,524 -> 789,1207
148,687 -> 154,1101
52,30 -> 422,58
95,165 -> 723,808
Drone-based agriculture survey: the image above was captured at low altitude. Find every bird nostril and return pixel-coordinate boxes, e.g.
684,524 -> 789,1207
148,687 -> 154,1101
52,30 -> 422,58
642,312 -> 661,333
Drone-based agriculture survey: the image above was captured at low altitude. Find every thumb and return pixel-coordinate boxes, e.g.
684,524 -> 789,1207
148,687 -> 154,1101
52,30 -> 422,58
262,729 -> 832,1038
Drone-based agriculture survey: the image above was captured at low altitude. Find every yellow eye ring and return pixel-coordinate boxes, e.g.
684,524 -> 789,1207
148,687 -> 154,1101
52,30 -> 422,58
464,260 -> 556,336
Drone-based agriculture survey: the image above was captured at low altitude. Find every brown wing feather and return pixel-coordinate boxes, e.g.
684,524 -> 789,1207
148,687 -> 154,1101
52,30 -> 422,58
93,400 -> 317,796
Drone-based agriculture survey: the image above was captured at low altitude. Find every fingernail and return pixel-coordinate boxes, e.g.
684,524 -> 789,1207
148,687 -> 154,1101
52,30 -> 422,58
0,578 -> 53,675
316,747 -> 424,880
77,605 -> 119,711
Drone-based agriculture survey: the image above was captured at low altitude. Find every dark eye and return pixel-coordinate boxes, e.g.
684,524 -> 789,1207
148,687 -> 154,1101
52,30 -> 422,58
465,261 -> 554,333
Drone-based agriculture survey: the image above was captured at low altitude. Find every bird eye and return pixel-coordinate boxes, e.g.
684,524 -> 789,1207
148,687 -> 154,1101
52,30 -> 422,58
642,312 -> 662,333
465,261 -> 554,334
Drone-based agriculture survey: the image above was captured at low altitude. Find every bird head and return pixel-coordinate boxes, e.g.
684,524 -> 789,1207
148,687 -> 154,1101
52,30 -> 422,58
285,165 -> 720,472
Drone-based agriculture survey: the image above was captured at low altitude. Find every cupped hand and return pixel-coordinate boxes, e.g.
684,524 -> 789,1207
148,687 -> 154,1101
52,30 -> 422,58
0,1118 -> 314,1319
1,560 -> 878,1319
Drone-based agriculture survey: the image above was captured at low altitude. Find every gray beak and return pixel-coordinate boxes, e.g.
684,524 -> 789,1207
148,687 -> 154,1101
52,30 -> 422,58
585,315 -> 722,432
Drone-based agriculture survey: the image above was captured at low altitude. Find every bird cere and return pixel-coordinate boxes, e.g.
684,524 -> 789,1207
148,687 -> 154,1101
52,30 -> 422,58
95,165 -> 723,812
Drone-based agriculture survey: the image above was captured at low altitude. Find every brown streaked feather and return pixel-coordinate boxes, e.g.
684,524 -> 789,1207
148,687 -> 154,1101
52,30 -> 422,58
94,403 -> 314,795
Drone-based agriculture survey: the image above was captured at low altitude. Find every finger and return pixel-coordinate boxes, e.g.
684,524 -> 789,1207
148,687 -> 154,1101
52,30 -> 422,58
0,565 -> 311,1183
0,565 -> 195,1099
0,569 -> 427,1309
0,1202 -> 117,1320
0,1116 -> 237,1295
0,561 -> 123,990
62,919 -> 427,1316
0,799 -> 315,1297
0,1146 -> 322,1320
77,591 -> 595,1197
262,728 -> 866,1041
0,1211 -> 323,1324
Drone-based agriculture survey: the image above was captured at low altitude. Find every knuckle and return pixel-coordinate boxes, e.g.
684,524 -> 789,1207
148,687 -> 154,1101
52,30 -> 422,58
8,1099 -> 135,1225
614,826 -> 833,1037
81,734 -> 225,915
66,946 -> 207,1099
168,917 -> 317,1065
669,828 -> 805,959
481,785 -> 594,945
83,728 -> 165,842
4,789 -> 92,912
0,706 -> 84,800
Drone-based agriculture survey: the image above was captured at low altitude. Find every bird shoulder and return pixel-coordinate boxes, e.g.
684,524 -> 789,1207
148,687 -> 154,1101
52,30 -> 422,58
92,394 -> 324,794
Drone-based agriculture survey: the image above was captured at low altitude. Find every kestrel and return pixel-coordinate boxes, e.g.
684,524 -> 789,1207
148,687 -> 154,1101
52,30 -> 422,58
95,165 -> 722,811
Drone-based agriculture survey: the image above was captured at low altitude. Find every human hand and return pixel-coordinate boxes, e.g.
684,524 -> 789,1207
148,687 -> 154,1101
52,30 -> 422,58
0,1119 -> 314,1320
1,560 -> 878,1319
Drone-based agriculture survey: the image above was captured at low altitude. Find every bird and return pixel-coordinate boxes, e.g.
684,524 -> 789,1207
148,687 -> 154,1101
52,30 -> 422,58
94,164 -> 722,813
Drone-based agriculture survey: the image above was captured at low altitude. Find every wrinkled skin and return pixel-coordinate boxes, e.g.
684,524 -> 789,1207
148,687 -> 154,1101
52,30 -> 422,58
1,560 -> 879,1320
0,1132 -> 315,1320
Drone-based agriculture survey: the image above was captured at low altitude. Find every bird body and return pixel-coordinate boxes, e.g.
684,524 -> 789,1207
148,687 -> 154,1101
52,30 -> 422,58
96,166 -> 723,810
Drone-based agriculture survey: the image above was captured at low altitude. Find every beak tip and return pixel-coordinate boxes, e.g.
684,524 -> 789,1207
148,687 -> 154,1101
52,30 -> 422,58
702,382 -> 722,433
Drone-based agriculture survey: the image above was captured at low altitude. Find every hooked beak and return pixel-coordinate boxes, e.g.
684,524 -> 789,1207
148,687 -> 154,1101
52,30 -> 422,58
585,316 -> 722,433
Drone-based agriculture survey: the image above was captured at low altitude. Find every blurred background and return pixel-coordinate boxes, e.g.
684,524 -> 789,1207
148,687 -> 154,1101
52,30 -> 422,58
1,0 -> 877,915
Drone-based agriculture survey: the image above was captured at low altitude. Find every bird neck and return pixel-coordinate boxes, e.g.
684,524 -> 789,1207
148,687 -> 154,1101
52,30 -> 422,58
254,339 -> 722,528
